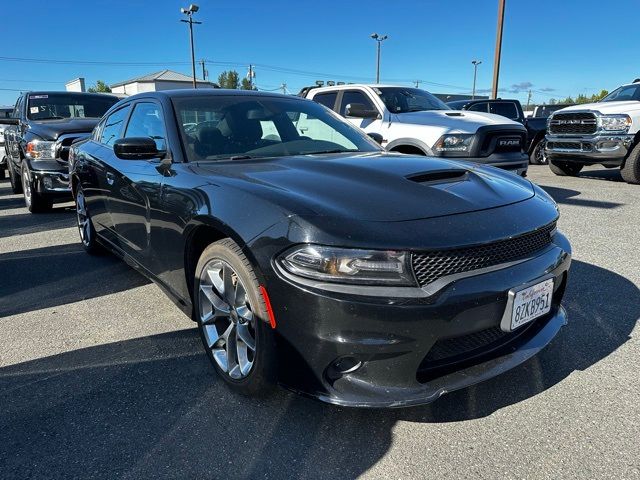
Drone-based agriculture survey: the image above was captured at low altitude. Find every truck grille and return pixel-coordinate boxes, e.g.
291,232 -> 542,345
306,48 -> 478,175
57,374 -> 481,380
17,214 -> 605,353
411,222 -> 556,287
479,132 -> 526,156
548,112 -> 597,135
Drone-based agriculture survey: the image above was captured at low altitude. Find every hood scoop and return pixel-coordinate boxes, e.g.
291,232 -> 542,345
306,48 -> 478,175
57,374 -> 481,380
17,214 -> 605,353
406,168 -> 469,185
445,112 -> 464,116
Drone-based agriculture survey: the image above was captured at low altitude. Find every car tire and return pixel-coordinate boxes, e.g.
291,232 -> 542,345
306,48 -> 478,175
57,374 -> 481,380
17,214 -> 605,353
7,159 -> 22,194
620,142 -> 640,184
22,164 -> 52,213
75,185 -> 102,254
549,160 -> 583,177
0,165 -> 5,180
529,139 -> 548,165
194,238 -> 277,396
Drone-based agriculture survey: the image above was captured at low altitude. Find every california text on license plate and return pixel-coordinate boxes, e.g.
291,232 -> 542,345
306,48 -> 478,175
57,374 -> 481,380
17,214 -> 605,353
510,279 -> 554,330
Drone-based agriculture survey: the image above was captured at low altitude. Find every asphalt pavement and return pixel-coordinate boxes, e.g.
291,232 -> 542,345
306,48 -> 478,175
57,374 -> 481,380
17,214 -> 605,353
0,165 -> 638,479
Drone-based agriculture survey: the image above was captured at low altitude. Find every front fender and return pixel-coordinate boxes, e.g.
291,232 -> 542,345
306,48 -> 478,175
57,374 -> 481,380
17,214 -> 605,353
385,137 -> 434,155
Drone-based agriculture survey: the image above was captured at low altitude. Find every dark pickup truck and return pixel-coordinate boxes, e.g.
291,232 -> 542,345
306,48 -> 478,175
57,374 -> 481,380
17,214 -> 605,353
1,91 -> 119,212
447,99 -> 549,165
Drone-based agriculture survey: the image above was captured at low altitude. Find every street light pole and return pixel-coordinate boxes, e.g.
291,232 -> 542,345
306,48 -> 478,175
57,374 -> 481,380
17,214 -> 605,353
471,60 -> 482,99
370,33 -> 388,84
491,0 -> 506,99
181,4 -> 202,89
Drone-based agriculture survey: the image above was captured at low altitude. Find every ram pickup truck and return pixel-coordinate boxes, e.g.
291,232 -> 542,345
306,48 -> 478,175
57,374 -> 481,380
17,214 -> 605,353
545,81 -> 640,184
1,91 -> 119,212
447,98 -> 550,165
301,84 -> 529,176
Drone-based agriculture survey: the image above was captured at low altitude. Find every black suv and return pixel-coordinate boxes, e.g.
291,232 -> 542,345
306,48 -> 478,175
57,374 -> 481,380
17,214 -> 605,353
1,91 -> 119,212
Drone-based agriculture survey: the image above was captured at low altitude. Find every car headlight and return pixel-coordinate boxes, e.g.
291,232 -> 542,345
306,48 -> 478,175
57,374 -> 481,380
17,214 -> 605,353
25,140 -> 56,160
277,245 -> 416,286
600,114 -> 631,132
433,134 -> 474,157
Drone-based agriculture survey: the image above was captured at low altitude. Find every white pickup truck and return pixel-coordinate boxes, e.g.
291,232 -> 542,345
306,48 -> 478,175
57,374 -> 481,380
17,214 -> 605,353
545,80 -> 640,184
301,84 -> 529,176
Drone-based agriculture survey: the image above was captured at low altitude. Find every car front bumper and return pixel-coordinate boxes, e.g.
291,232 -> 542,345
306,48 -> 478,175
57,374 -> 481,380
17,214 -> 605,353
29,162 -> 72,200
545,133 -> 634,165
266,232 -> 571,408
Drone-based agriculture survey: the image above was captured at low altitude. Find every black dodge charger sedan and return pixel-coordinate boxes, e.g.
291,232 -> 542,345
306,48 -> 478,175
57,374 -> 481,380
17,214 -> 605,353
69,90 -> 571,408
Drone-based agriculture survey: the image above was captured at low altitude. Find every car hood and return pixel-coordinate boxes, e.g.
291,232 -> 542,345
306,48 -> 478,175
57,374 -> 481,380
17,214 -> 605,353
393,110 -> 521,133
557,101 -> 640,114
28,118 -> 100,140
195,153 -> 535,222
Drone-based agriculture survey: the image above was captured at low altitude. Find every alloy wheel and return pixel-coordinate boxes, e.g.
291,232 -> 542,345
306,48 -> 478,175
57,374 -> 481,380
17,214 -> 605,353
199,260 -> 257,380
22,169 -> 32,207
534,140 -> 548,165
76,189 -> 91,246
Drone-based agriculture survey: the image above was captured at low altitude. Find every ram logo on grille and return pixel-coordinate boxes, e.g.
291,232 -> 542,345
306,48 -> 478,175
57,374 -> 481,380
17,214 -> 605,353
497,138 -> 521,147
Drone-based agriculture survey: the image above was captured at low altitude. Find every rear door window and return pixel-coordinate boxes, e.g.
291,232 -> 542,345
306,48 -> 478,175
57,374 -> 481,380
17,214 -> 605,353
313,92 -> 338,111
467,102 -> 488,113
489,102 -> 520,120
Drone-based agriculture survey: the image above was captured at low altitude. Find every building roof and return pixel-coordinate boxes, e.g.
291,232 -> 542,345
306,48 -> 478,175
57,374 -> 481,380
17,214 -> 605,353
110,69 -> 216,88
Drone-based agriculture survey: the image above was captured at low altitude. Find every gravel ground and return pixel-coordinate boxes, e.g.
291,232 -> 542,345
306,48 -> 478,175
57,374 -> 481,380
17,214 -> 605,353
0,165 -> 638,480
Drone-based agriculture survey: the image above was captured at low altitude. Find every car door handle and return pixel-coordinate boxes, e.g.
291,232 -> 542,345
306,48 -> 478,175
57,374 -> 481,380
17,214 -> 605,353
106,172 -> 115,186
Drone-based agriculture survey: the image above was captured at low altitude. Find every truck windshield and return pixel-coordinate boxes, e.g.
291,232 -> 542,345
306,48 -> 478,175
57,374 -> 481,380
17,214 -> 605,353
27,94 -> 119,120
375,87 -> 451,113
601,85 -> 640,103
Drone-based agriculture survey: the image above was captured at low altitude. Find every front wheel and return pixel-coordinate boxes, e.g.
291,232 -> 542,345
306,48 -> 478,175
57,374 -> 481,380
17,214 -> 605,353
621,142 -> 640,184
529,139 -> 548,165
549,160 -> 583,177
0,164 -> 6,180
22,165 -> 52,213
195,239 -> 276,396
75,186 -> 101,254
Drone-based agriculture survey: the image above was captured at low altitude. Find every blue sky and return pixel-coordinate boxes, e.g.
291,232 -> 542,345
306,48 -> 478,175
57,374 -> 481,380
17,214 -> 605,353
0,0 -> 637,106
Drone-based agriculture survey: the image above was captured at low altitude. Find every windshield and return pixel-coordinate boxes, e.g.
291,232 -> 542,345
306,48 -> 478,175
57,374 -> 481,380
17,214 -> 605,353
601,85 -> 640,102
375,87 -> 451,113
27,93 -> 119,120
172,95 -> 381,161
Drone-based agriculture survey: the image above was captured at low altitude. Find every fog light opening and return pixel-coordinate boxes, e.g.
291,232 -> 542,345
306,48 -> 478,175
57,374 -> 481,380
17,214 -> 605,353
43,177 -> 53,189
326,356 -> 363,382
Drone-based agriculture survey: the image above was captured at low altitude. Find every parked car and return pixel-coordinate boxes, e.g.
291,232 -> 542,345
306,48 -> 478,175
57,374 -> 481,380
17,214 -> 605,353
545,80 -> 640,184
0,91 -> 119,212
532,104 -> 574,118
0,125 -> 6,179
69,89 -> 571,408
447,98 -> 550,165
301,85 -> 529,176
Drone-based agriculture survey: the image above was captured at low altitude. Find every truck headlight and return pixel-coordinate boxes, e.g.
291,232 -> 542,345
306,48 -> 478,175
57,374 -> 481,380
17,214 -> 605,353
277,245 -> 416,286
25,140 -> 56,160
433,134 -> 474,157
600,114 -> 631,132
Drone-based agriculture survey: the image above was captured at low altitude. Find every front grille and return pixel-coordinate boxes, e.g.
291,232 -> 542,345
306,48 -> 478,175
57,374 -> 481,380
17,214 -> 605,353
547,141 -> 582,150
548,112 -> 597,135
479,132 -> 526,156
412,222 -> 556,287
425,326 -> 508,362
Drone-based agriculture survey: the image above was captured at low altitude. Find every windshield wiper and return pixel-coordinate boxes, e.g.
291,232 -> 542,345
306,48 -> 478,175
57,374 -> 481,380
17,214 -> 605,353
304,149 -> 359,155
229,155 -> 253,160
33,116 -> 65,120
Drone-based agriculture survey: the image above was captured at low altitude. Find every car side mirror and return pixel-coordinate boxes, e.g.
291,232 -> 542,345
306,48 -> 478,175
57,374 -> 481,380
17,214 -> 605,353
113,137 -> 163,160
345,103 -> 380,119
0,118 -> 19,125
367,132 -> 384,145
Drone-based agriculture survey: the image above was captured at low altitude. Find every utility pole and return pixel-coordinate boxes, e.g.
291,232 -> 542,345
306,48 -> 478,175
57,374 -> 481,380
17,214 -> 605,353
471,60 -> 482,99
370,33 -> 388,84
200,59 -> 207,80
248,64 -> 255,90
491,0 -> 506,99
415,80 -> 421,88
180,4 -> 201,89
526,89 -> 532,109
281,83 -> 287,95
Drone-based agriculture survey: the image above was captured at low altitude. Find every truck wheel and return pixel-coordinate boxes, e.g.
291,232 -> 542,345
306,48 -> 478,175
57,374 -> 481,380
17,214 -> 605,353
529,139 -> 548,165
7,160 -> 23,194
194,239 -> 277,396
0,164 -> 5,180
621,143 -> 640,184
549,160 -> 583,177
22,165 -> 52,213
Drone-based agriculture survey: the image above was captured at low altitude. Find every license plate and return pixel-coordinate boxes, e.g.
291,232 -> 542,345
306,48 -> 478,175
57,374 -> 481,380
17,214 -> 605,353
510,279 -> 554,330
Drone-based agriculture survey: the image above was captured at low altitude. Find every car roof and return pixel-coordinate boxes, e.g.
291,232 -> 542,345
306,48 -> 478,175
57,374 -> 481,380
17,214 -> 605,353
24,91 -> 119,98
125,89 -> 295,101
308,84 -> 415,95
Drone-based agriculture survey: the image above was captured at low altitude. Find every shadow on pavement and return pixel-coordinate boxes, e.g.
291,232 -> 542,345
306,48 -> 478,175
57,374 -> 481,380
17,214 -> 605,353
0,206 -> 76,238
578,168 -> 623,182
0,260 -> 636,478
538,184 -> 623,209
0,243 -> 150,317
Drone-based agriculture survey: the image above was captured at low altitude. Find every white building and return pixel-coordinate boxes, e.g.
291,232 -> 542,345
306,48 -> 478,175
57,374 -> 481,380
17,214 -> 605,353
110,70 -> 218,95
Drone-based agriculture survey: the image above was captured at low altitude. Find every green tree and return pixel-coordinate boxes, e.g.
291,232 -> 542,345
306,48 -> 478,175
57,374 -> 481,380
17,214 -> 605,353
87,80 -> 112,93
217,70 -> 240,89
241,77 -> 254,90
